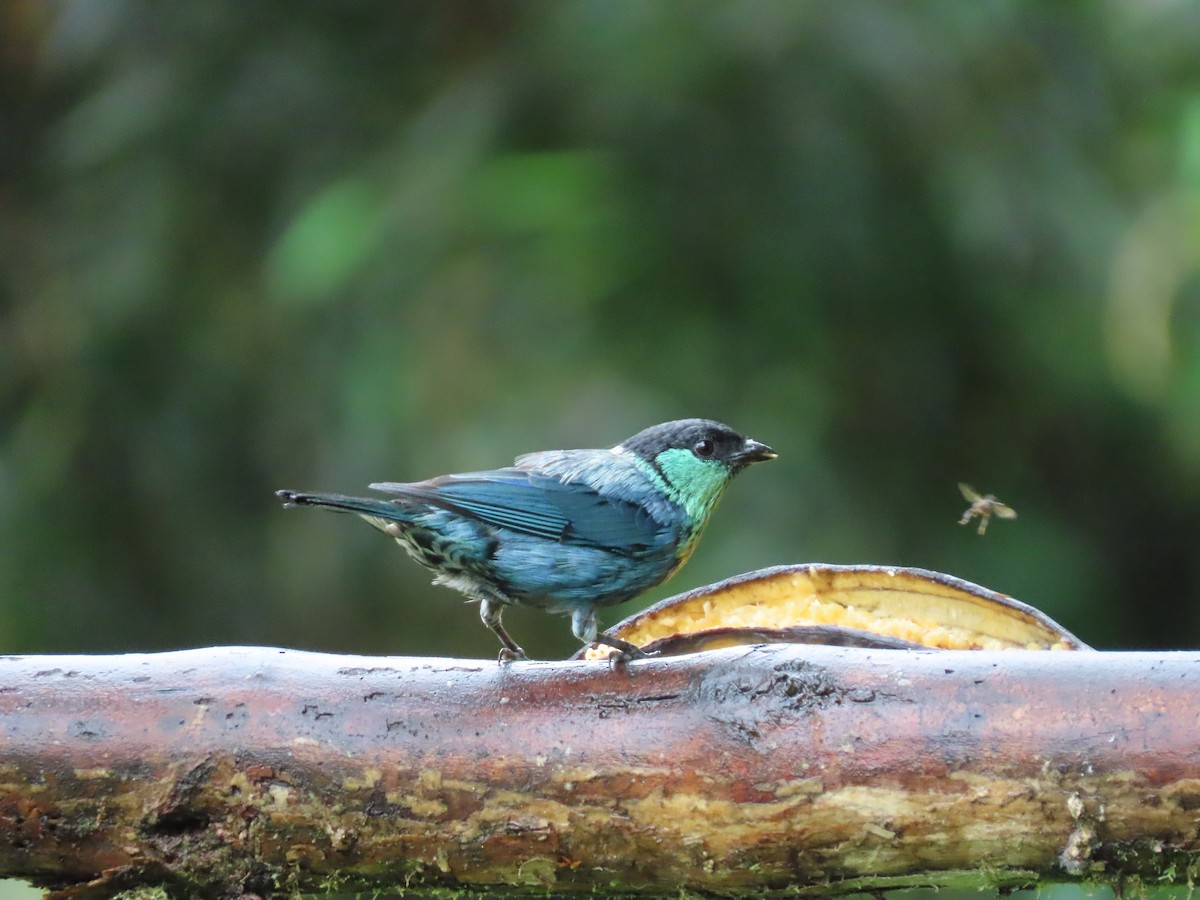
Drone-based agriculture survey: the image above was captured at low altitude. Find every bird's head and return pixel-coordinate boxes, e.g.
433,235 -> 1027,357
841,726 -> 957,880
615,419 -> 776,523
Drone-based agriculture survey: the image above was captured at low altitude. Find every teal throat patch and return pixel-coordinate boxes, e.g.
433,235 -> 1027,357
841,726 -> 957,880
631,448 -> 736,526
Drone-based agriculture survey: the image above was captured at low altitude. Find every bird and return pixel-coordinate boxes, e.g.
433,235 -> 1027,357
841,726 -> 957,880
276,419 -> 776,660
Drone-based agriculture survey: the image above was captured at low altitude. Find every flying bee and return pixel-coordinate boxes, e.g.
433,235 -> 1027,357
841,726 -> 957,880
957,483 -> 1016,536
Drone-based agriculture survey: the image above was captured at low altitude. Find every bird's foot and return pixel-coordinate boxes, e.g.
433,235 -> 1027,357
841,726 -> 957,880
497,646 -> 529,664
592,633 -> 655,666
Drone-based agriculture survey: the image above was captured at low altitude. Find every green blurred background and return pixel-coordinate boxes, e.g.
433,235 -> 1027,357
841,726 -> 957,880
4,0 -> 1200,664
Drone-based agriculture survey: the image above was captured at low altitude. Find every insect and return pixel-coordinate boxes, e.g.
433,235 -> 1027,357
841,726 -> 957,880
957,483 -> 1017,536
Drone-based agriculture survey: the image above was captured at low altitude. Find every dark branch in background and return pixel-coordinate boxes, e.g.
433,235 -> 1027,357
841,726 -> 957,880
0,645 -> 1198,898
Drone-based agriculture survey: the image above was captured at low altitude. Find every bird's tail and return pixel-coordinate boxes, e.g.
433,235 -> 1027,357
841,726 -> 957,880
276,489 -> 405,521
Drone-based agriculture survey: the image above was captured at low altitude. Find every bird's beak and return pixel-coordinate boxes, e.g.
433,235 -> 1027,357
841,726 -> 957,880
735,438 -> 778,466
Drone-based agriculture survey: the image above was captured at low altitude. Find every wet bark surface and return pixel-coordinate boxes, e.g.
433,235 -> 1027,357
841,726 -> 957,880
0,645 -> 1197,897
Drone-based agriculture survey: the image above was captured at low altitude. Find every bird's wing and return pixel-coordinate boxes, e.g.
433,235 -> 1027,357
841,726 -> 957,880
369,469 -> 666,553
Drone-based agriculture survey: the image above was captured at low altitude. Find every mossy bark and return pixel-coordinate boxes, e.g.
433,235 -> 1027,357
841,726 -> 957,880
0,645 -> 1198,898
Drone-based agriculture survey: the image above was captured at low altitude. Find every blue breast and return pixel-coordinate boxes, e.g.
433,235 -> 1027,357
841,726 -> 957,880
368,449 -> 691,612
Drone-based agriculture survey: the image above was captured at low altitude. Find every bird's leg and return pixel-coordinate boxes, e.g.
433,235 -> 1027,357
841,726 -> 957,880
480,598 -> 527,663
571,607 -> 650,661
595,632 -> 650,660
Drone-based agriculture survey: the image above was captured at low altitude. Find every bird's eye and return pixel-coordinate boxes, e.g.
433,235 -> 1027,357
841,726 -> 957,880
693,439 -> 716,458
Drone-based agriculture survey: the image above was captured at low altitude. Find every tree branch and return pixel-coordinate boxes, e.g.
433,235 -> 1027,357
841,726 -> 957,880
0,645 -> 1196,897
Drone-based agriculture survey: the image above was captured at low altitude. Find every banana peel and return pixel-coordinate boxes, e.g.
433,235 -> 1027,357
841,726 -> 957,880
581,564 -> 1088,660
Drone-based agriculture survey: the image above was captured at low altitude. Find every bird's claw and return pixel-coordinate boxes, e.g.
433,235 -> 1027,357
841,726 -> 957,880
607,646 -> 661,670
497,647 -> 528,664
592,634 -> 656,667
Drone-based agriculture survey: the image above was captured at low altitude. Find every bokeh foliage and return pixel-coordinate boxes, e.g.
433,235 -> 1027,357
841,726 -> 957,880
3,0 -> 1200,661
